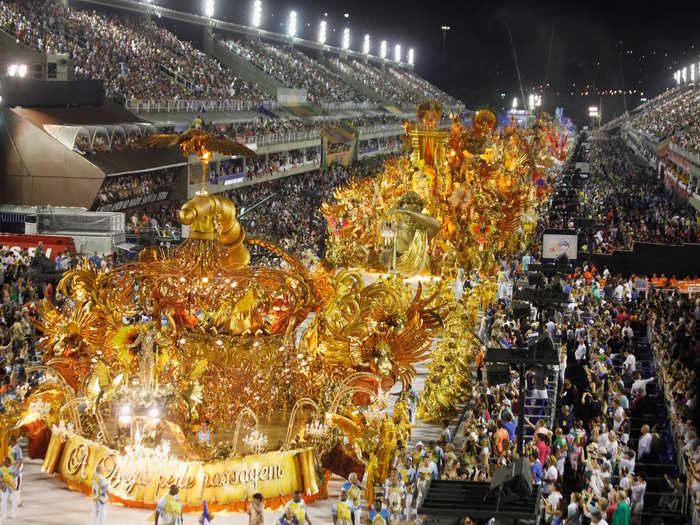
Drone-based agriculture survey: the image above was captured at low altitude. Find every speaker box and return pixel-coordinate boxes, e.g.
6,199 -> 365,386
486,365 -> 510,386
489,458 -> 533,502
511,300 -> 531,320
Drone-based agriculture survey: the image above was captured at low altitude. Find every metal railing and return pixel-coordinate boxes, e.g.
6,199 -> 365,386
245,129 -> 321,146
319,100 -> 380,111
357,124 -> 404,137
125,98 -> 278,113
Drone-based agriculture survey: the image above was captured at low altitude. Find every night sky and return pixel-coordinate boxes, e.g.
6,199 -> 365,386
156,0 -> 698,124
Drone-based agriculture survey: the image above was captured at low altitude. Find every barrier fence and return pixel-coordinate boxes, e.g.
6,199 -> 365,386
125,98 -> 279,113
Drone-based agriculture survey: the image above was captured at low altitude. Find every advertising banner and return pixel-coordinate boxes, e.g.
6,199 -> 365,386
95,191 -> 170,212
542,230 -> 578,261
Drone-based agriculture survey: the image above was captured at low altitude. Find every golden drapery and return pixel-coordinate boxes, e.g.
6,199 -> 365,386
42,430 -> 325,512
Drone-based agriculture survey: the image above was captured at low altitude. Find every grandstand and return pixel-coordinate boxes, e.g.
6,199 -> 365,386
621,79 -> 700,212
0,0 -> 466,214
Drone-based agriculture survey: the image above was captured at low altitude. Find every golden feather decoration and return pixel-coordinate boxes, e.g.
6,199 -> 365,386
136,129 -> 257,158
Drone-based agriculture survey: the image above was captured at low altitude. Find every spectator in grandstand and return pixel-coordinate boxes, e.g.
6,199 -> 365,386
94,168 -> 178,208
224,36 -> 365,105
578,138 -> 698,252
629,84 -> 700,141
0,0 -> 269,105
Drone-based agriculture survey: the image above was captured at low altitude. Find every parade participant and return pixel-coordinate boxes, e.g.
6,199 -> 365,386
197,419 -> 211,445
439,419 -> 452,445
416,455 -> 433,510
90,464 -> 109,525
155,485 -> 183,525
248,492 -> 265,525
341,473 -> 362,525
395,455 -> 416,518
411,441 -> 426,467
383,468 -> 406,523
200,500 -> 214,525
285,490 -> 312,525
428,440 -> 445,473
279,506 -> 299,525
332,489 -> 353,525
369,498 -> 390,525
8,438 -> 22,509
0,458 -> 18,521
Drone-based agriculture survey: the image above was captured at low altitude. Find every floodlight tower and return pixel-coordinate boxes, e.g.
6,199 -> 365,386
251,0 -> 262,28
287,10 -> 297,38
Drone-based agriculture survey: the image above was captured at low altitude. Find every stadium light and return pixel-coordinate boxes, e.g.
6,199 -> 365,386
674,70 -> 680,85
408,48 -> 414,66
342,28 -> 350,50
682,67 -> 687,83
251,0 -> 262,27
7,63 -> 27,78
363,34 -> 370,55
441,25 -> 450,50
204,0 -> 214,18
588,106 -> 599,117
691,64 -> 696,83
287,10 -> 297,38
512,97 -> 518,109
528,94 -> 534,110
394,44 -> 401,62
380,40 -> 387,59
318,20 -> 327,44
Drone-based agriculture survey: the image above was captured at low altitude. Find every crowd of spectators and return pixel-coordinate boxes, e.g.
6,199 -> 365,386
329,57 -> 422,108
578,138 -> 698,252
225,158 -> 388,263
388,67 -> 464,110
673,122 -> 700,155
629,85 -> 700,141
366,248 -> 699,523
648,292 -> 700,514
0,0 -> 268,104
224,37 -> 365,104
202,117 -> 320,145
94,168 -> 178,206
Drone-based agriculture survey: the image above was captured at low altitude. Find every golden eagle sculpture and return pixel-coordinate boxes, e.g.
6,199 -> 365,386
137,129 -> 257,191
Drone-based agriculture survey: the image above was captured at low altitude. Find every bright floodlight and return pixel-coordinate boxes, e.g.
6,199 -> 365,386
408,48 -> 414,66
691,64 -> 696,82
204,0 -> 214,18
528,94 -> 534,110
17,64 -> 27,77
7,64 -> 17,77
318,20 -> 327,44
394,44 -> 401,62
588,106 -> 599,117
675,70 -> 680,85
363,34 -> 370,55
342,28 -> 350,50
682,67 -> 687,83
535,95 -> 542,107
287,10 -> 297,37
251,0 -> 262,27
512,97 -> 518,109
380,40 -> 387,59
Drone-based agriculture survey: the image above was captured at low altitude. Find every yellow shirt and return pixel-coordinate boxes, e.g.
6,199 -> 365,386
335,500 -> 352,522
286,500 -> 306,523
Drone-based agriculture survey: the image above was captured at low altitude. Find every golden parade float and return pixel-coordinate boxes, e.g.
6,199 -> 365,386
12,128 -> 445,512
322,101 -> 559,421
8,103 -> 565,512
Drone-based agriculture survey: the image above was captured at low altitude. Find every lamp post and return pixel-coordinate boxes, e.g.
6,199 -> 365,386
440,25 -> 450,51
